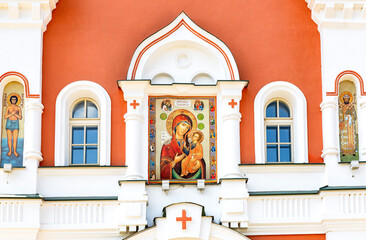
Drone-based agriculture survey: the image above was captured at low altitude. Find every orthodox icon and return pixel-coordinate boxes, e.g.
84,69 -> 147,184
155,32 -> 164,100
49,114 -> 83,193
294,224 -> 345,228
1,82 -> 24,167
339,81 -> 358,162
193,100 -> 204,111
148,96 -> 216,183
161,99 -> 172,111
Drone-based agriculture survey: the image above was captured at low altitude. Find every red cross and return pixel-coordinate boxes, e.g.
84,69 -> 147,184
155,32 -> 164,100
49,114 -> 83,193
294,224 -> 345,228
130,100 -> 140,109
228,99 -> 237,108
176,209 -> 191,230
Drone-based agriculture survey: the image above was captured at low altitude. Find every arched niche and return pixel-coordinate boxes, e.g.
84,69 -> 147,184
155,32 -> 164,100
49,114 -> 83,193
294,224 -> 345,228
127,12 -> 240,83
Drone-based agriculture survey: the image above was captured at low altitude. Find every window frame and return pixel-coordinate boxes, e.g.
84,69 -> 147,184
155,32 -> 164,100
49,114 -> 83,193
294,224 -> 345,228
264,99 -> 294,163
254,81 -> 308,164
55,81 -> 111,167
69,98 -> 100,165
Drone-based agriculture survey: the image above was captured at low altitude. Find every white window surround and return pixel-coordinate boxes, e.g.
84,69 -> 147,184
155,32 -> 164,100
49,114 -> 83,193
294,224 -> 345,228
55,81 -> 111,166
254,81 -> 308,164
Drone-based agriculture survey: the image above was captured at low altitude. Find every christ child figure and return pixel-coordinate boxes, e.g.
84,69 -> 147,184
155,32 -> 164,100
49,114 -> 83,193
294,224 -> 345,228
181,130 -> 204,176
4,95 -> 22,157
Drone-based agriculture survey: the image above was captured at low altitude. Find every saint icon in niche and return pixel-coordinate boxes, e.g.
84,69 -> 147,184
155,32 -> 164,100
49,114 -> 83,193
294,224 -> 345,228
4,94 -> 22,157
1,82 -> 24,167
160,109 -> 206,180
339,90 -> 358,160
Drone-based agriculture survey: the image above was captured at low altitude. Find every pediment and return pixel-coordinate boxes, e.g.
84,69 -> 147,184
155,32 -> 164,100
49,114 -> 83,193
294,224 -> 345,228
126,203 -> 250,240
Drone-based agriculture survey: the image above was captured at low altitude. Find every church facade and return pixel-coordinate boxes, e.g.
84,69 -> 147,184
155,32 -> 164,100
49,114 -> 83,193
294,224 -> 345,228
0,0 -> 366,239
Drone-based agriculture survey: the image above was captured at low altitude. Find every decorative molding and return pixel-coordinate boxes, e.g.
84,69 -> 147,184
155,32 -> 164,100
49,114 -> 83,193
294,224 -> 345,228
240,163 -> 325,174
306,0 -> 366,27
0,0 -> 58,32
0,72 -> 39,98
326,70 -> 366,96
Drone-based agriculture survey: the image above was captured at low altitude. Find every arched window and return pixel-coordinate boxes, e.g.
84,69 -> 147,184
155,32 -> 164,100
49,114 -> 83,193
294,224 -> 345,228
55,81 -> 111,166
254,82 -> 308,164
70,99 -> 99,165
264,99 -> 292,162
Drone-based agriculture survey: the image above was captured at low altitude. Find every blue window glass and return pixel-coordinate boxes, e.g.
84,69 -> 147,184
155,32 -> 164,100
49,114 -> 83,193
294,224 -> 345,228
279,101 -> 290,117
72,101 -> 85,118
86,146 -> 98,164
279,126 -> 291,143
72,127 -> 84,144
266,126 -> 278,143
72,146 -> 84,164
266,102 -> 277,118
280,145 -> 291,162
86,101 -> 98,118
267,145 -> 278,162
86,127 -> 98,144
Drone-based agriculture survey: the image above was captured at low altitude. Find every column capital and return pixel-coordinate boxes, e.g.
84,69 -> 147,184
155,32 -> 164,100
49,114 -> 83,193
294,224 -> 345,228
306,0 -> 366,28
320,100 -> 338,111
0,0 -> 58,32
25,98 -> 44,112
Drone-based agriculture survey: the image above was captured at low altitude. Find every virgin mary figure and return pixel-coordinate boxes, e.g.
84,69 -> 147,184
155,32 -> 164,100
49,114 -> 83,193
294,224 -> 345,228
160,109 -> 206,180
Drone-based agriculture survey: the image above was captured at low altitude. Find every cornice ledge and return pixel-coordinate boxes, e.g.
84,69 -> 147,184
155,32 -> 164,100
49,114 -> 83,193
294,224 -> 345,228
0,0 -> 59,32
305,0 -> 366,28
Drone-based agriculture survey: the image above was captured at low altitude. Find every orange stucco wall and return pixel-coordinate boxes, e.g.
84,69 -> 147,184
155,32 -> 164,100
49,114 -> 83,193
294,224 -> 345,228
249,234 -> 326,240
41,0 -> 322,166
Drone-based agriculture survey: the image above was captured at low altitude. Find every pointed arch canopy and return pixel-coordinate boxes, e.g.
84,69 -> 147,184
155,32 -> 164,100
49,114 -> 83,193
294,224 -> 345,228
127,12 -> 240,83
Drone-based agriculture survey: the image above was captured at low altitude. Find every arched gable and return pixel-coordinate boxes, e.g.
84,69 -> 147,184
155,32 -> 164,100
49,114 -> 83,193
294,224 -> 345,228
0,71 -> 39,98
127,12 -> 240,83
326,70 -> 366,96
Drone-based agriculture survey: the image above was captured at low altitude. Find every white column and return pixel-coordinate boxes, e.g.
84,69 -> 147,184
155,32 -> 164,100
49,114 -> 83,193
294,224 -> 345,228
22,98 -> 43,194
24,98 -> 44,163
119,81 -> 149,180
320,98 -> 339,185
124,102 -> 145,179
358,99 -> 366,159
217,82 -> 246,179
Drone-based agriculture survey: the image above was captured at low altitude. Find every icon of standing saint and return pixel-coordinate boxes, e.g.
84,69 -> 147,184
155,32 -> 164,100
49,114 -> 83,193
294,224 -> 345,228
4,94 -> 22,157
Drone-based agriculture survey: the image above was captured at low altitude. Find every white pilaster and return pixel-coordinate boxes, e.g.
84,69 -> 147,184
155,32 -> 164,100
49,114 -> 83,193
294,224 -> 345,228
119,81 -> 149,180
359,99 -> 366,158
217,82 -> 246,179
118,180 -> 148,233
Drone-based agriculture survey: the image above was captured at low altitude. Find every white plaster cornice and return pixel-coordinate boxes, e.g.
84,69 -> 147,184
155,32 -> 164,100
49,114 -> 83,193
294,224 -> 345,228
0,0 -> 58,32
306,0 -> 366,28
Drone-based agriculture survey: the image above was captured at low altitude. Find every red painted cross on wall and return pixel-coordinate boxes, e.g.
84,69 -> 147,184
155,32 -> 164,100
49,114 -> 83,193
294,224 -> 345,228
130,100 -> 140,109
228,99 -> 237,108
176,209 -> 192,230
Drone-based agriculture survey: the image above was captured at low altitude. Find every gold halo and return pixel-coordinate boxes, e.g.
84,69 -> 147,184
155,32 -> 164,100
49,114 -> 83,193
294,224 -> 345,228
340,91 -> 353,104
7,93 -> 21,106
188,130 -> 204,143
166,109 -> 197,136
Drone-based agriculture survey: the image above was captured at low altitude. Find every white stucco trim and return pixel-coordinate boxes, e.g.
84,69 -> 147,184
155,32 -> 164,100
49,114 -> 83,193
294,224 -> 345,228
126,12 -> 240,81
54,81 -> 111,166
254,81 -> 308,164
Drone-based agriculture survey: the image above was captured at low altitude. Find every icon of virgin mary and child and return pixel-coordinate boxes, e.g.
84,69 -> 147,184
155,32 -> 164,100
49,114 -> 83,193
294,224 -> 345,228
160,109 -> 206,180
